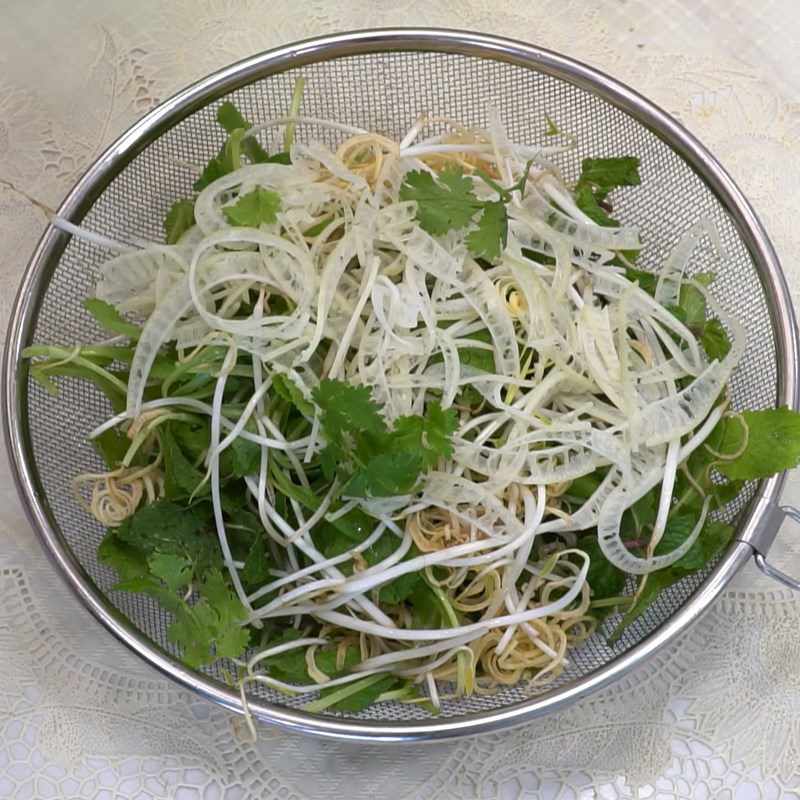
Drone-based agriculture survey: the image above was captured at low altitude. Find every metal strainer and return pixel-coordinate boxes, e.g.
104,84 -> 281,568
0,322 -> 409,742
4,29 -> 800,742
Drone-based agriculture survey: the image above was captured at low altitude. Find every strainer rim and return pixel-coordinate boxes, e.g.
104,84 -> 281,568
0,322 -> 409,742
3,27 -> 797,741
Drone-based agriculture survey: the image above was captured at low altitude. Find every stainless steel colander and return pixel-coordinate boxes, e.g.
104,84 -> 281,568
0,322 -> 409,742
4,29 -> 800,742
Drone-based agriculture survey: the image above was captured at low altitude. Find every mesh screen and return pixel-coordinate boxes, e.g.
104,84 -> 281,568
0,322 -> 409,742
25,50 -> 778,723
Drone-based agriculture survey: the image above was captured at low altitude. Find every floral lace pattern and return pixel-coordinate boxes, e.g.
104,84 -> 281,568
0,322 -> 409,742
1,2 -> 800,797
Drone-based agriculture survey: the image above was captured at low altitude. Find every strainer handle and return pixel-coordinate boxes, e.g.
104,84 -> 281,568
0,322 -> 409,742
753,505 -> 800,591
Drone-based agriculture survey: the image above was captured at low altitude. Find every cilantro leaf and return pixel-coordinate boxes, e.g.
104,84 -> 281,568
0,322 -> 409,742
312,380 -> 386,442
344,451 -> 423,497
392,402 -> 459,468
163,198 -> 196,244
166,569 -> 250,667
313,381 -> 458,498
148,552 -> 193,593
717,407 -> 800,480
223,187 -> 282,227
194,128 -> 245,191
576,156 -> 641,199
116,499 -> 219,578
98,532 -> 149,583
83,299 -> 141,338
400,164 -> 483,235
466,200 -> 508,260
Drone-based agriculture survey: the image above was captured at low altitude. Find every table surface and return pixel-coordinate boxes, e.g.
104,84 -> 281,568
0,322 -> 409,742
2,2 -> 800,798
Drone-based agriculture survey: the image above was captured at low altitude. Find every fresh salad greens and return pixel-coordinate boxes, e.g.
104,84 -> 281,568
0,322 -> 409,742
25,94 -> 800,717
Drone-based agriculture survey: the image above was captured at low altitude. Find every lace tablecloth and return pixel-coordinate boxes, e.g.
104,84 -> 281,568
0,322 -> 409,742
2,2 -> 800,798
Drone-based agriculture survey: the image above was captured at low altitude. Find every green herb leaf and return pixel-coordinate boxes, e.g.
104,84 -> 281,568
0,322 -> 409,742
161,428 -> 208,500
400,164 -> 483,235
116,498 -> 218,577
717,407 -> 800,480
167,569 -> 250,667
377,572 -> 421,605
317,674 -> 399,713
194,128 -> 245,191
239,531 -> 270,588
83,299 -> 141,338
272,373 -> 314,415
466,200 -> 508,260
625,266 -> 658,296
261,629 -> 310,683
98,532 -> 149,583
392,402 -> 459,468
313,380 -> 386,442
579,537 -> 627,600
223,187 -> 282,227
216,102 -> 270,164
148,552 -> 193,593
164,198 -> 196,244
92,428 -> 130,469
576,156 -> 641,199
225,436 -> 263,478
344,451 -> 423,497
699,317 -> 731,361
574,186 -> 619,228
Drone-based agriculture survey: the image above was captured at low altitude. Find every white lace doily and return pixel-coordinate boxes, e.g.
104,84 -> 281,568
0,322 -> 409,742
2,2 -> 800,797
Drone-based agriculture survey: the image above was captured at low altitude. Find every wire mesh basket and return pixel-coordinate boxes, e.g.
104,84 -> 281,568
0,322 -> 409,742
3,29 -> 799,741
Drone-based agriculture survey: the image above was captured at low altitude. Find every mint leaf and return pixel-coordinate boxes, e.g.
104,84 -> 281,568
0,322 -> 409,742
575,186 -> 619,228
344,451 -> 422,497
699,317 -> 731,361
576,156 -> 641,199
320,675 -> 398,713
223,187 -> 282,227
83,299 -> 140,338
672,520 -> 734,570
161,428 -> 208,500
272,373 -> 314,415
400,164 -> 483,235
261,629 -> 311,683
717,407 -> 800,480
225,436 -> 262,478
378,572 -> 421,605
625,266 -> 658,296
92,428 -> 130,469
216,102 -> 270,164
239,532 -> 269,588
164,198 -> 196,244
579,537 -> 627,600
466,200 -> 508,260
